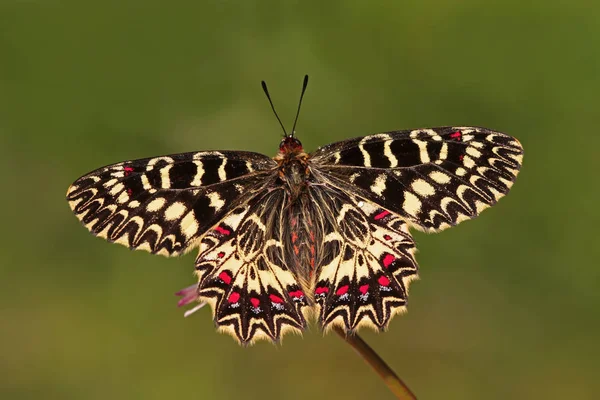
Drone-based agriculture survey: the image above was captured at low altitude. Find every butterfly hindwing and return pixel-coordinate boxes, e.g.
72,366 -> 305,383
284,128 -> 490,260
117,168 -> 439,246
310,189 -> 419,332
66,151 -> 276,256
194,191 -> 308,344
312,126 -> 523,232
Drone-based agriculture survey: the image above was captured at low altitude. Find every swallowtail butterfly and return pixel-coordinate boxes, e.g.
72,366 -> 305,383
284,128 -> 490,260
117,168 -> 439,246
66,76 -> 523,345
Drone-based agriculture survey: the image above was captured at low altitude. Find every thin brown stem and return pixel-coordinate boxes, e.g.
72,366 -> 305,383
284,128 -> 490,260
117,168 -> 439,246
333,326 -> 417,400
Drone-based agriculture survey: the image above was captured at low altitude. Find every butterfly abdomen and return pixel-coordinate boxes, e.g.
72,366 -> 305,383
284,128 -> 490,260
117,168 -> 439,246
282,197 -> 324,304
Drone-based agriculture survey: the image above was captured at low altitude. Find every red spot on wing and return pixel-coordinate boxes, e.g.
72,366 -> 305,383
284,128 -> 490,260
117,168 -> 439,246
449,131 -> 462,140
269,294 -> 284,304
315,287 -> 329,295
217,251 -> 225,258
378,276 -> 391,287
250,298 -> 260,308
289,290 -> 304,298
126,188 -> 133,196
124,166 -> 134,176
336,285 -> 349,296
459,154 -> 464,161
218,271 -> 232,285
228,292 -> 240,303
383,234 -> 392,241
374,210 -> 390,220
214,226 -> 231,235
359,284 -> 369,295
382,254 -> 396,268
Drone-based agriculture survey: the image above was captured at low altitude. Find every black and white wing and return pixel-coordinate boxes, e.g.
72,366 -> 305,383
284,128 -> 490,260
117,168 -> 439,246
67,150 -> 313,344
311,126 -> 523,232
66,151 -> 276,256
192,190 -> 309,345
305,187 -> 419,332
309,126 -> 523,332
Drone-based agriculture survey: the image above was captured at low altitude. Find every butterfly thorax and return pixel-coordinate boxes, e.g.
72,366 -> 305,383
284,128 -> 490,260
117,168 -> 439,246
274,136 -> 311,202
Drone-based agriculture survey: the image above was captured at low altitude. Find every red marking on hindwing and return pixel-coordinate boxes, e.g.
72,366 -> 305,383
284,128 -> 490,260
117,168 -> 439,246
459,154 -> 464,161
289,290 -> 304,298
374,210 -> 390,220
214,226 -> 231,235
359,284 -> 369,295
336,285 -> 349,296
126,188 -> 133,196
269,294 -> 284,304
378,276 -> 391,287
383,234 -> 392,241
218,271 -> 232,285
315,287 -> 329,295
228,292 -> 240,303
250,298 -> 260,308
450,131 -> 462,140
124,166 -> 134,176
217,251 -> 225,258
382,254 -> 396,268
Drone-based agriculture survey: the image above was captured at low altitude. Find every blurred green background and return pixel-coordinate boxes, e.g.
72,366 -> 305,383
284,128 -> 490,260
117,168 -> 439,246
1,1 -> 598,399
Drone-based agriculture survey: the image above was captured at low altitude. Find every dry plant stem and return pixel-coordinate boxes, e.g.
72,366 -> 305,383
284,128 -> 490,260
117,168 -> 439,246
333,326 -> 417,400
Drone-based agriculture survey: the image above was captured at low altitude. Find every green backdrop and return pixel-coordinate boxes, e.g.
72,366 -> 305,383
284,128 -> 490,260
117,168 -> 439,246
1,1 -> 598,399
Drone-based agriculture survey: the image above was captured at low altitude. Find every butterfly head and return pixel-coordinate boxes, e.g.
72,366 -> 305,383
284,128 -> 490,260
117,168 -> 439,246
279,135 -> 303,153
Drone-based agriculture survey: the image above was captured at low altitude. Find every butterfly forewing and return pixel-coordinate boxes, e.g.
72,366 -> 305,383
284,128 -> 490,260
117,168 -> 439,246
66,151 -> 276,256
311,126 -> 523,232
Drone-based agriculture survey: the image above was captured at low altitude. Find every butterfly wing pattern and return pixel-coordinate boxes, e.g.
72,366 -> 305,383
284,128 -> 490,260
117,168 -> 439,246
66,151 -> 276,256
193,193 -> 310,343
309,126 -> 523,333
67,126 -> 523,345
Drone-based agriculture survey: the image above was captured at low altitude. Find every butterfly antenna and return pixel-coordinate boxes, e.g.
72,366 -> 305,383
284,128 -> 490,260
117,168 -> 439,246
291,75 -> 309,137
261,80 -> 287,136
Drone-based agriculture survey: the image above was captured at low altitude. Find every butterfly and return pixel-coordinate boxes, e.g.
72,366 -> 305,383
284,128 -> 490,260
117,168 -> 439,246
66,76 -> 523,345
